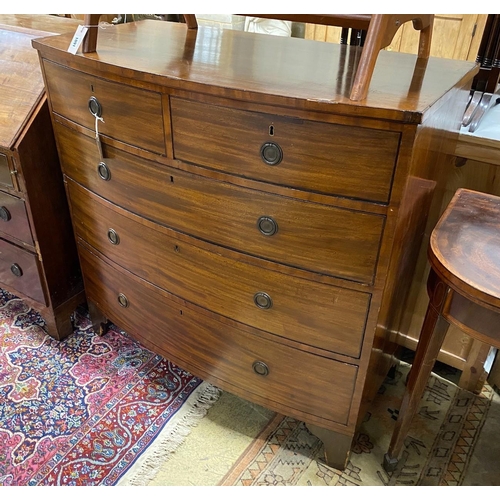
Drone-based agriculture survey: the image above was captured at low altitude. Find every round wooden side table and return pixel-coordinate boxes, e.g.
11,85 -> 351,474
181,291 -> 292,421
384,188 -> 500,472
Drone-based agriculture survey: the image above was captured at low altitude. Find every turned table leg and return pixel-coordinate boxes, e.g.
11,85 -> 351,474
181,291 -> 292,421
384,272 -> 450,472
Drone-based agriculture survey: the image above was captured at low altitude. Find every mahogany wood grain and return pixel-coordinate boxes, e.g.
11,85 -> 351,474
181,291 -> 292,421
306,423 -> 353,471
0,191 -> 33,245
54,111 -> 392,216
82,14 -> 102,53
33,19 -> 476,469
242,14 -> 433,101
385,189 -> 500,471
0,153 -> 12,188
384,268 -> 451,472
0,29 -> 45,150
79,14 -> 433,101
429,189 -> 500,309
55,122 -> 385,284
358,78 -> 473,417
456,338 -> 490,394
0,237 -> 45,304
350,15 -> 434,101
68,178 -> 371,358
79,243 -> 359,427
16,98 -> 82,309
0,17 -> 84,339
170,97 -> 400,203
32,20 -> 477,122
43,60 -> 165,155
83,14 -> 198,52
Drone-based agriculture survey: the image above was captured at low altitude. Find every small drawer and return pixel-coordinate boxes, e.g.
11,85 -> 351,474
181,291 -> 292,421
43,60 -> 165,154
68,179 -> 371,358
0,191 -> 33,245
0,237 -> 45,304
79,244 -> 358,426
56,122 -> 384,284
171,97 -> 400,203
0,153 -> 14,189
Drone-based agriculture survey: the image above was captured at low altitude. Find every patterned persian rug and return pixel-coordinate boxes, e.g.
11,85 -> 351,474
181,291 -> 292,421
219,361 -> 496,486
0,289 -> 220,486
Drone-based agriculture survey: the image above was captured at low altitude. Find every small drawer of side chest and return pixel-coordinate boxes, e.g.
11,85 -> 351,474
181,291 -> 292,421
42,60 -> 165,154
79,244 -> 359,426
170,97 -> 400,203
0,191 -> 33,245
67,179 -> 371,358
0,237 -> 45,304
0,153 -> 15,190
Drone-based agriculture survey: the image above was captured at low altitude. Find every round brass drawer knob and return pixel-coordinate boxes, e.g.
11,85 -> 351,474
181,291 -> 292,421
0,206 -> 11,222
254,292 -> 273,309
257,216 -> 278,236
107,228 -> 120,245
10,263 -> 23,277
260,142 -> 283,166
117,293 -> 129,308
97,162 -> 111,181
88,96 -> 102,118
252,361 -> 269,377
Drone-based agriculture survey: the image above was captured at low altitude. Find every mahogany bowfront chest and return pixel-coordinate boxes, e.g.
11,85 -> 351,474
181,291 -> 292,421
33,20 -> 476,468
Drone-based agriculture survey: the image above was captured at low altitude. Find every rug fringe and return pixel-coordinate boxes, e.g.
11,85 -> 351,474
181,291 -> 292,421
117,381 -> 221,486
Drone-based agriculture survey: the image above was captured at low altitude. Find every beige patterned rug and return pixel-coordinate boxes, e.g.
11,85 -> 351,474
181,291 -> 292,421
220,363 -> 496,486
146,361 -> 500,486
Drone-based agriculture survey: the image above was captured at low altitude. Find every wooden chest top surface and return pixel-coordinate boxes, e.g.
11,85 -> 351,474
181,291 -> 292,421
32,19 -> 478,123
0,15 -> 79,149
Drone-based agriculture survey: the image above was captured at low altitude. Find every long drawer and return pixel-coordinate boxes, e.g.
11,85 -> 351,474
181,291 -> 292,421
79,243 -> 358,425
44,60 -> 165,154
171,97 -> 400,203
0,191 -> 33,245
68,179 -> 370,358
56,122 -> 385,284
0,237 -> 45,304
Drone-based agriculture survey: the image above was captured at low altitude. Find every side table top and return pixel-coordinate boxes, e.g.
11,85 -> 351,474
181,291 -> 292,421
430,188 -> 500,309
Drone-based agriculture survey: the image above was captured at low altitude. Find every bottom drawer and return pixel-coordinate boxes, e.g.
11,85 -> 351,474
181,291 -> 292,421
79,243 -> 358,427
0,237 -> 45,304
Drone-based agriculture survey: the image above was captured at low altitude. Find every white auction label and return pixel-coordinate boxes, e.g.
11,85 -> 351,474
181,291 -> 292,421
67,25 -> 89,55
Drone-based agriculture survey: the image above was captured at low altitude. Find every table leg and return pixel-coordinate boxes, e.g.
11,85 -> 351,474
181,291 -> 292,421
384,276 -> 450,472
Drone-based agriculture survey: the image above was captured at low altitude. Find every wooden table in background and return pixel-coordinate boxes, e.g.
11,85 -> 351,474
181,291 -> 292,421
0,15 -> 85,339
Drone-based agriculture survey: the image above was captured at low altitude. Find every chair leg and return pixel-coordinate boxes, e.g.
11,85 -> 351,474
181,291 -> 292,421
383,278 -> 450,472
349,15 -> 390,101
349,14 -> 434,101
182,15 -> 198,29
415,16 -> 434,58
82,14 -> 103,53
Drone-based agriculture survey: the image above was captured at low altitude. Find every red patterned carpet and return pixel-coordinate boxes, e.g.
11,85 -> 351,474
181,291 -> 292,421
0,289 -> 219,486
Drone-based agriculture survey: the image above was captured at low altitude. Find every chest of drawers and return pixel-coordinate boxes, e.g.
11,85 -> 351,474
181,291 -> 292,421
33,20 -> 477,469
0,15 -> 84,339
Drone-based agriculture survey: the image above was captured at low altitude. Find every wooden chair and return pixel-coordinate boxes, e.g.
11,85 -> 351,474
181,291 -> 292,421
384,188 -> 500,472
81,14 -> 434,101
